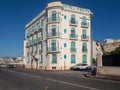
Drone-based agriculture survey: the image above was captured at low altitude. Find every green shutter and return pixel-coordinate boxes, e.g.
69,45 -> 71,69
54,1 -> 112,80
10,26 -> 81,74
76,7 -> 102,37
52,54 -> 57,63
52,25 -> 56,36
71,42 -> 75,51
82,43 -> 87,52
82,29 -> 86,39
51,40 -> 56,51
52,11 -> 56,21
82,55 -> 87,64
71,28 -> 75,38
71,14 -> 75,24
71,55 -> 76,63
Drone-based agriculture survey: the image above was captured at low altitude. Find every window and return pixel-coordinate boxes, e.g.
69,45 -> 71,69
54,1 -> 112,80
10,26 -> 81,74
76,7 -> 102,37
52,25 -> 56,36
51,40 -> 56,51
82,55 -> 87,64
64,43 -> 67,47
64,15 -> 67,19
82,43 -> 87,52
71,14 -> 75,24
71,54 -> 76,63
52,11 -> 56,21
82,16 -> 87,25
82,29 -> 87,39
71,41 -> 76,52
64,29 -> 67,33
36,45 -> 38,53
64,55 -> 66,59
52,54 -> 57,64
71,28 -> 75,38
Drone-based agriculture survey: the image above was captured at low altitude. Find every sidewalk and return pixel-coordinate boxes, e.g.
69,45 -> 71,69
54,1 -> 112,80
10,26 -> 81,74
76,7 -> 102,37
84,73 -> 120,81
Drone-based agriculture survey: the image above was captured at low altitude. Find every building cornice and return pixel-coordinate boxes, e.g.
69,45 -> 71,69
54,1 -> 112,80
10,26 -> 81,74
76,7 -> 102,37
25,10 -> 46,29
25,1 -> 93,29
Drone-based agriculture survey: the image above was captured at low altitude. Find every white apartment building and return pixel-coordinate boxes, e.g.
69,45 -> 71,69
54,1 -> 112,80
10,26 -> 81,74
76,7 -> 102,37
24,1 -> 93,70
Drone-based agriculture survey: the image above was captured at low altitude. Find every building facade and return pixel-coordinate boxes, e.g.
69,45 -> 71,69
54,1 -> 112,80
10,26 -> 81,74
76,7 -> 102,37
24,1 -> 93,70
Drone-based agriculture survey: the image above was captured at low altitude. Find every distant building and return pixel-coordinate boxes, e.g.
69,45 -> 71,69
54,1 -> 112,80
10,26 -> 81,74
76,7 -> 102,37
103,39 -> 120,53
0,57 -> 11,64
24,1 -> 93,70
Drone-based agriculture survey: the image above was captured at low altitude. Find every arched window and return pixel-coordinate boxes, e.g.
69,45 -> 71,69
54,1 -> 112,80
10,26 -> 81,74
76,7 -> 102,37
71,41 -> 76,52
71,54 -> 76,63
82,16 -> 87,25
82,55 -> 87,64
71,28 -> 75,38
52,54 -> 57,64
82,43 -> 87,52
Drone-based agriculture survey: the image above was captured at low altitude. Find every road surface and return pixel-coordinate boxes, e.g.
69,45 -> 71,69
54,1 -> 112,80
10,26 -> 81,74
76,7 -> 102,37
0,68 -> 120,90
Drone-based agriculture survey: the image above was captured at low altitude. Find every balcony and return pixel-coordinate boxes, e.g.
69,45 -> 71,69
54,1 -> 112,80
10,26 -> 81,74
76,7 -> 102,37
34,27 -> 38,33
69,34 -> 78,40
26,40 -> 33,47
81,22 -> 89,28
70,48 -> 76,53
27,32 -> 31,37
69,20 -> 78,26
30,28 -> 35,35
47,17 -> 60,24
36,37 -> 43,43
81,35 -> 89,41
37,24 -> 43,31
47,32 -> 60,39
47,47 -> 60,53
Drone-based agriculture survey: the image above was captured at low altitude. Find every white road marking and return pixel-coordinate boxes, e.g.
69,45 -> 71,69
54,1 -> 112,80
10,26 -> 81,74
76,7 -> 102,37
47,78 -> 101,90
4,69 -> 101,90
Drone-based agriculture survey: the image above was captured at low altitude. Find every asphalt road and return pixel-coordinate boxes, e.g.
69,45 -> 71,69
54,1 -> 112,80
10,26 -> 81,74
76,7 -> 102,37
0,68 -> 120,90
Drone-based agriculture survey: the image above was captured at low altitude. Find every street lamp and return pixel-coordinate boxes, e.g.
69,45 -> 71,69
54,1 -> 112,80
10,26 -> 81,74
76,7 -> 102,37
91,31 -> 93,66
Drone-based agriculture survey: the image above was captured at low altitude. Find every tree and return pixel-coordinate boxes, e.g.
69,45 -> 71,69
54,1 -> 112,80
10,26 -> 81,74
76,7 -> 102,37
110,46 -> 120,55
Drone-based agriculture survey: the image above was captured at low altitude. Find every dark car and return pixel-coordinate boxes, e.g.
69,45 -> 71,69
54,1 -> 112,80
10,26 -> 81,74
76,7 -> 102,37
8,64 -> 14,68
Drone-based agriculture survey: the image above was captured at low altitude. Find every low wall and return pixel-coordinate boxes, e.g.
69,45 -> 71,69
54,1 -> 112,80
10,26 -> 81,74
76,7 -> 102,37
25,64 -> 71,71
98,66 -> 120,76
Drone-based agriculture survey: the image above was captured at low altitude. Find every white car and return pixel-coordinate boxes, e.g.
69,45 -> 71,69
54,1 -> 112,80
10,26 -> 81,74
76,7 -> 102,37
71,63 -> 89,70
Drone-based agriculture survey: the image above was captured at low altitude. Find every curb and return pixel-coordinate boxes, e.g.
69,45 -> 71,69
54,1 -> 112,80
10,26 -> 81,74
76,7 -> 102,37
84,74 -> 120,81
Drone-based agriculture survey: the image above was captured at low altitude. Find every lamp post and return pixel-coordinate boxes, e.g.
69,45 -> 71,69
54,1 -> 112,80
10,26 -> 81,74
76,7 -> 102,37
91,31 -> 93,67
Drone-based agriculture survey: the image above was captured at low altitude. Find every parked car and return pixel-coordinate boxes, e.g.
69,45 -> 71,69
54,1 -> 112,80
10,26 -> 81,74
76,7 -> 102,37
8,64 -> 15,68
71,63 -> 89,70
0,64 -> 7,68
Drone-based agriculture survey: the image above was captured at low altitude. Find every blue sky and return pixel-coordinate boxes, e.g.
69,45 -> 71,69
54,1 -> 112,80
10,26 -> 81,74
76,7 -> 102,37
0,0 -> 120,57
